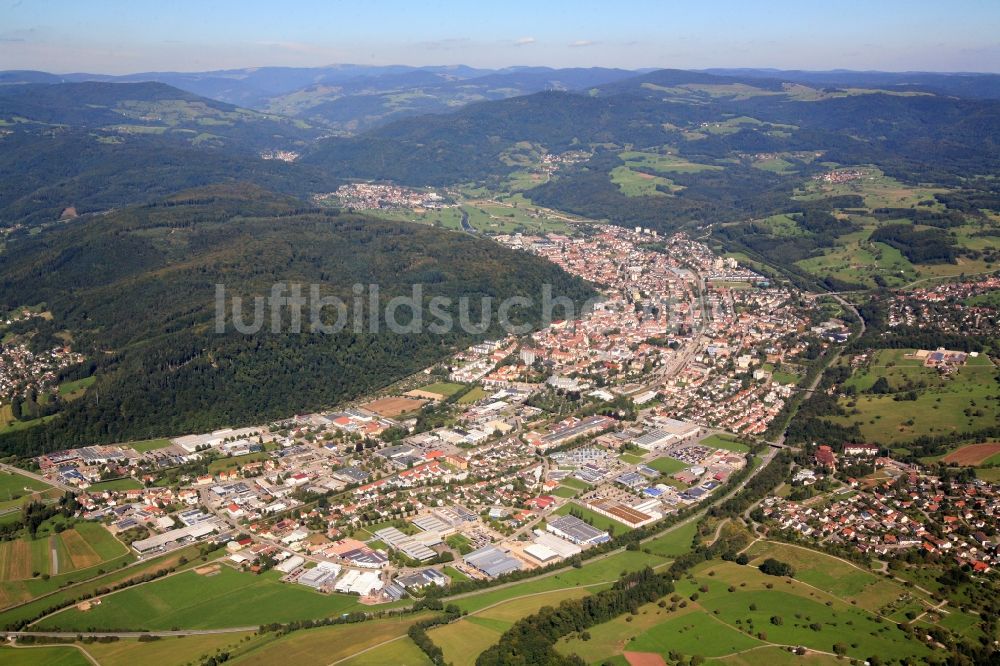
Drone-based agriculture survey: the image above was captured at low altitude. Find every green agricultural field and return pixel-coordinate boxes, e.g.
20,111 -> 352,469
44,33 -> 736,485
700,434 -> 751,453
668,561 -> 932,661
556,600 -> 698,662
553,502 -> 631,534
0,645 -> 91,666
80,632 -> 256,666
558,477 -> 592,491
0,469 -> 51,501
742,541 -> 928,614
366,207 -> 466,231
643,520 -> 699,558
339,636 -> 432,666
229,613 -> 435,666
457,386 -> 488,404
629,609 -> 765,657
647,456 -> 688,475
432,587 -> 593,666
829,349 -> 1000,443
72,521 -> 129,562
35,567 -> 380,631
712,646 -> 843,665
610,166 -> 676,197
619,150 -> 722,174
0,545 -> 190,626
57,376 -> 96,399
209,451 -> 269,473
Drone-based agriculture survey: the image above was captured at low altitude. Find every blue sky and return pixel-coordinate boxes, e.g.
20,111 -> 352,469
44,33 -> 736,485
2,0 -> 999,73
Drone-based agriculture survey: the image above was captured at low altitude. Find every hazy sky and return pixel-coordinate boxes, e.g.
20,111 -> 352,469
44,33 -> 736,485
2,0 -> 999,74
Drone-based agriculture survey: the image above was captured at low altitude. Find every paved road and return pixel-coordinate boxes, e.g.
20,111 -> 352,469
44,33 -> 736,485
4,627 -> 258,639
460,209 -> 475,234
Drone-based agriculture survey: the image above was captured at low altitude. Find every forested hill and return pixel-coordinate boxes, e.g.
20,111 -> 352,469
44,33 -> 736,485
302,73 -> 1000,191
0,81 -> 320,150
0,186 -> 595,455
0,81 -> 337,227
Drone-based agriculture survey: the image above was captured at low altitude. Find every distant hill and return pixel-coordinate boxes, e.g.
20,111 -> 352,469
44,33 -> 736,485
0,186 -> 595,455
0,81 -> 320,150
0,65 -> 644,133
702,68 -> 1000,100
0,81 -> 335,226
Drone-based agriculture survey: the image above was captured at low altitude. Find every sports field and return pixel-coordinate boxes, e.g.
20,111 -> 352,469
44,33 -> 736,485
647,456 -> 688,475
362,395 -> 428,417
700,434 -> 751,453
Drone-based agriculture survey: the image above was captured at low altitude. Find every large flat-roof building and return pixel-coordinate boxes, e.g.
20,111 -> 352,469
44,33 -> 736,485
464,545 -> 524,578
546,515 -> 610,546
131,521 -> 221,554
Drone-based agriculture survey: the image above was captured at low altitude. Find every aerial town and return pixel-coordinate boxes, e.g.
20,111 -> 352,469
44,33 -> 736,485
24,227 -> 850,602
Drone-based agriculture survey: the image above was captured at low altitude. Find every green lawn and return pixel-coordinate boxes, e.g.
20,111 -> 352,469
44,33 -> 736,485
57,376 -> 96,397
416,382 -> 467,398
0,469 -> 51,498
829,349 -> 1000,443
610,166 -> 676,197
643,520 -> 699,557
558,477 -> 592,491
125,438 -> 173,453
86,478 -> 143,492
208,452 -> 269,473
629,610 -> 765,657
36,567 -> 379,631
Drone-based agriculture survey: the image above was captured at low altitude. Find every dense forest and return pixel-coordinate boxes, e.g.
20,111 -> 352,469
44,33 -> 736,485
0,186 -> 595,455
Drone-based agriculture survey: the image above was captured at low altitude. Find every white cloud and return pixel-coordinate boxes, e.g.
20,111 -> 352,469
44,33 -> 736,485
514,36 -> 536,46
569,40 -> 597,48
